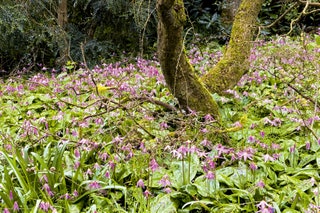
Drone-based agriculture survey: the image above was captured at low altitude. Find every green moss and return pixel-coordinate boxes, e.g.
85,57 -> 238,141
201,0 -> 263,94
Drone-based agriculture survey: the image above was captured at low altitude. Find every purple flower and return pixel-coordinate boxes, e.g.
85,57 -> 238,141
108,160 -> 116,169
200,139 -> 212,149
177,145 -> 189,157
74,149 -> 80,158
205,171 -> 215,180
306,141 -> 311,150
237,148 -> 255,161
271,143 -> 280,150
74,161 -> 80,169
42,183 -> 54,197
73,190 -> 79,197
105,171 -> 110,178
13,201 -> 19,211
163,187 -> 172,193
257,200 -> 274,213
263,154 -> 275,162
85,168 -> 93,177
159,175 -> 171,187
136,179 -> 145,188
60,193 -> 71,200
160,122 -> 169,130
248,135 -> 256,143
249,162 -> 258,170
88,181 -> 101,189
40,175 -> 48,183
3,208 -> 10,213
204,114 -> 215,122
9,190 -> 13,200
143,190 -> 152,198
149,158 -> 159,172
289,144 -> 296,153
256,180 -> 265,188
39,201 -> 53,212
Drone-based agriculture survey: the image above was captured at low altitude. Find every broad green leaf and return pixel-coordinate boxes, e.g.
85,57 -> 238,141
170,154 -> 200,189
150,194 -> 177,213
193,175 -> 219,197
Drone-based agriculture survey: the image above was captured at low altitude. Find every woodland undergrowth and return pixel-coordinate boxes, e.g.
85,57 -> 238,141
0,34 -> 319,213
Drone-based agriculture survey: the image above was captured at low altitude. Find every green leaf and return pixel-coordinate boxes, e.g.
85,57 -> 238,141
315,34 -> 320,46
0,150 -> 29,193
193,175 -> 219,197
150,194 -> 177,213
170,154 -> 200,189
282,209 -> 300,213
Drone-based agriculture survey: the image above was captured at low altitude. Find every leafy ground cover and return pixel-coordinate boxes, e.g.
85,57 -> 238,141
0,34 -> 319,213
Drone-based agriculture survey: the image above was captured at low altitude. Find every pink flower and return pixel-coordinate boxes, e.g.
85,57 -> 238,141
160,122 -> 169,129
42,183 -> 54,197
159,175 -> 171,187
237,148 -> 255,161
149,158 -> 159,172
205,171 -> 215,180
88,181 -> 101,189
257,200 -> 274,213
136,179 -> 145,188
105,171 -> 110,178
249,162 -> 258,170
9,190 -> 13,200
163,187 -> 172,193
263,154 -> 274,162
13,201 -> 19,211
204,114 -> 215,122
256,180 -> 265,188
74,149 -> 80,158
143,190 -> 152,198
306,141 -> 311,150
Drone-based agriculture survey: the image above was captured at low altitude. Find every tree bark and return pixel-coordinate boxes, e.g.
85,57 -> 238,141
157,0 -> 220,117
58,0 -> 68,28
221,0 -> 242,25
57,0 -> 69,65
201,0 -> 264,94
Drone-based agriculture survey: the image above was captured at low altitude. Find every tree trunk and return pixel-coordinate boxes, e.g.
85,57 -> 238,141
58,0 -> 68,28
157,0 -> 220,117
221,0 -> 242,26
156,0 -> 264,118
201,0 -> 264,94
57,0 -> 69,65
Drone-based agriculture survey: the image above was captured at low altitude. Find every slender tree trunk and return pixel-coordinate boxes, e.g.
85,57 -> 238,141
57,0 -> 69,65
201,0 -> 264,94
157,0 -> 220,117
58,0 -> 68,28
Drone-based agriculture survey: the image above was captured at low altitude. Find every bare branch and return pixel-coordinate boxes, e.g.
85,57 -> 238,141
299,0 -> 320,7
259,2 -> 298,29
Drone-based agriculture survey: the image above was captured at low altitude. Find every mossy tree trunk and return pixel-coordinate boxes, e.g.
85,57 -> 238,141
157,0 -> 220,117
157,0 -> 264,118
201,0 -> 264,94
